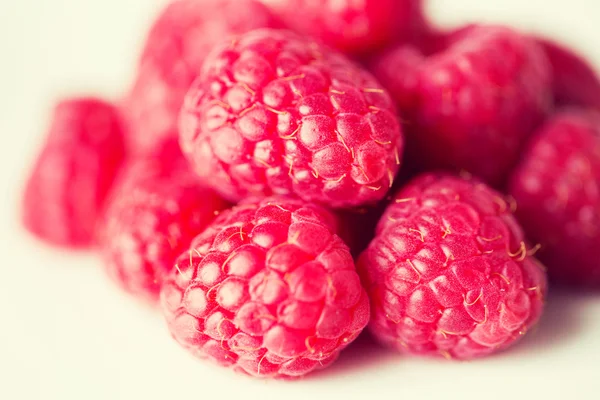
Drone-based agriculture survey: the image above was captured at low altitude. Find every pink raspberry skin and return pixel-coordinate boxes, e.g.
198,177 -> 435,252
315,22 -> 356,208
124,0 -> 279,154
258,0 -> 425,55
508,109 -> 600,287
358,173 -> 548,360
22,98 -> 126,248
537,37 -> 600,110
180,28 -> 403,208
99,141 -> 228,303
160,197 -> 369,379
370,25 -> 552,186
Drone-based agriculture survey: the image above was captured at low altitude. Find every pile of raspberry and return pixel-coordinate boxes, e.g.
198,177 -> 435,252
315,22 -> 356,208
22,0 -> 600,380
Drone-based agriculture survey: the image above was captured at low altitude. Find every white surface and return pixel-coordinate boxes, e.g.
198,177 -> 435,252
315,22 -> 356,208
1,1 -> 599,399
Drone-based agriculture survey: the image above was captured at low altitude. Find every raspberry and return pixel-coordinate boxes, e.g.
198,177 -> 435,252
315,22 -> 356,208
22,98 -> 126,247
537,37 -> 600,109
160,197 -> 369,379
358,173 -> 547,359
180,29 -> 403,208
508,109 -> 600,286
258,0 -> 425,55
99,140 -> 227,303
371,25 -> 552,186
124,0 -> 279,153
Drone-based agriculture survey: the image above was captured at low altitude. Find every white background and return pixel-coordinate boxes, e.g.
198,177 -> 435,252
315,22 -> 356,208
1,1 -> 599,399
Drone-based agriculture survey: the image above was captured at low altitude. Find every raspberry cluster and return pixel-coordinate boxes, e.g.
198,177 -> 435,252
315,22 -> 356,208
22,0 -> 600,381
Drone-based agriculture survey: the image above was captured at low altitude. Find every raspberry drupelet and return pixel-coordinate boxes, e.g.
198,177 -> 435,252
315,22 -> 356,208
509,109 -> 600,286
99,141 -> 228,303
160,197 -> 369,379
370,25 -> 552,186
124,0 -> 279,154
22,97 -> 126,247
180,28 -> 403,208
358,173 -> 547,359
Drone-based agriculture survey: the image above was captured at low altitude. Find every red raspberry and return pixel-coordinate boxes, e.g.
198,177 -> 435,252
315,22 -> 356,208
99,140 -> 228,303
371,25 -> 552,186
537,37 -> 600,110
180,29 -> 403,208
258,0 -> 425,55
22,98 -> 126,247
160,197 -> 369,379
358,173 -> 547,359
124,0 -> 279,153
508,109 -> 600,286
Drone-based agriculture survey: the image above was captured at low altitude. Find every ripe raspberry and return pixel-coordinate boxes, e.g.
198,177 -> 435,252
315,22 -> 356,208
180,29 -> 403,208
160,197 -> 369,379
537,37 -> 600,109
99,140 -> 227,303
358,173 -> 547,359
508,109 -> 600,286
258,0 -> 425,55
22,98 -> 126,247
370,25 -> 552,186
124,0 -> 279,153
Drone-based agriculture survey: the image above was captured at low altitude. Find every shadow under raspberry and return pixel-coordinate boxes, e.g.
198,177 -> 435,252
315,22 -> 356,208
309,332 -> 400,380
313,288 -> 591,380
508,289 -> 589,356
